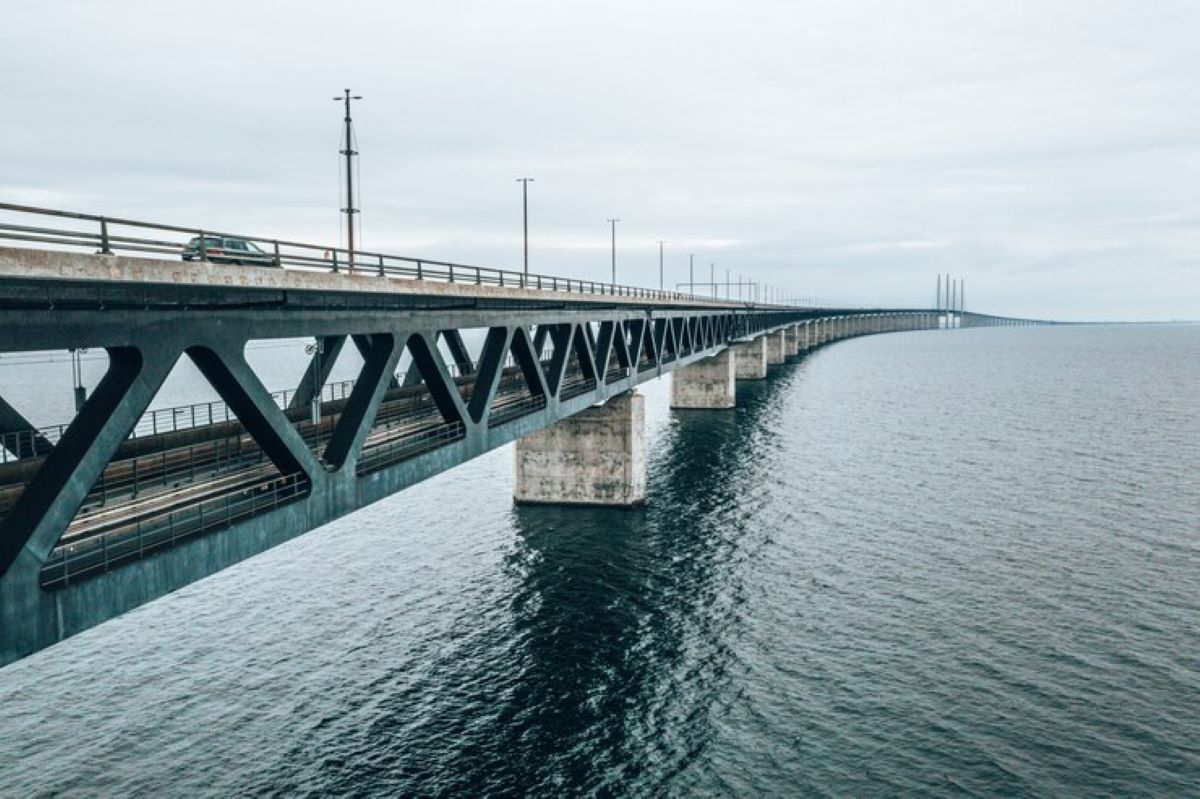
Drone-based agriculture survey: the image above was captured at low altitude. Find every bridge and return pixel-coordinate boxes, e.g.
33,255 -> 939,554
0,204 -> 1044,666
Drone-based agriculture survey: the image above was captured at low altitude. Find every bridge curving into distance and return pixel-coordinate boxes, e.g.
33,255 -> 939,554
0,204 -> 1047,666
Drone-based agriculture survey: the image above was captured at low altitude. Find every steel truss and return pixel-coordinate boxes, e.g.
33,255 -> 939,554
6,268 -> 926,665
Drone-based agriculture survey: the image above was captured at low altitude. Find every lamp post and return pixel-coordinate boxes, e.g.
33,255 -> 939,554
658,240 -> 665,291
608,218 -> 620,285
688,253 -> 695,296
332,89 -> 362,271
516,178 -> 533,279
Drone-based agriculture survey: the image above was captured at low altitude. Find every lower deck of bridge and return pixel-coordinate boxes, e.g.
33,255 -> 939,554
2,320 -> 925,557
0,317 -> 939,548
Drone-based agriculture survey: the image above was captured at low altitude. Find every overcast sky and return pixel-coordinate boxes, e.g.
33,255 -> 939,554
2,0 -> 1197,320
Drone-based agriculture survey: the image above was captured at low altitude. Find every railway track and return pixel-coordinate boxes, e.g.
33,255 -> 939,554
20,364 -> 595,557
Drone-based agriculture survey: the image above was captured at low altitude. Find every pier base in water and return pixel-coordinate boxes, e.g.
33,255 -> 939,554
670,348 -> 735,409
514,391 -> 646,507
733,337 -> 768,380
766,330 -> 788,365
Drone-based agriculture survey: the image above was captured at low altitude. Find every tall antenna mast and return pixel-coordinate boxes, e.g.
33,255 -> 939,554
333,88 -> 363,269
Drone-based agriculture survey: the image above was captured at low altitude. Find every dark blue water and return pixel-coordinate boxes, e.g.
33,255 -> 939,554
1,325 -> 1198,796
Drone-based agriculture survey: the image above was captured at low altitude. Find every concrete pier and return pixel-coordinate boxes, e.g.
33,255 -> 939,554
514,390 -> 646,507
733,337 -> 768,380
766,330 -> 787,365
670,348 -> 735,409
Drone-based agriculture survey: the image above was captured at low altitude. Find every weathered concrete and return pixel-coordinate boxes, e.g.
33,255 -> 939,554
786,325 -> 802,357
800,322 -> 813,351
733,337 -> 768,380
670,348 -> 735,409
766,330 -> 787,365
514,391 -> 646,506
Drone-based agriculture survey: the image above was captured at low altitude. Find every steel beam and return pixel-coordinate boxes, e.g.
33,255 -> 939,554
0,394 -> 54,459
287,334 -> 348,411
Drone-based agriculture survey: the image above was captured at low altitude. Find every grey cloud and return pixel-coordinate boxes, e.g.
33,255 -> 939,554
1,0 -> 1198,319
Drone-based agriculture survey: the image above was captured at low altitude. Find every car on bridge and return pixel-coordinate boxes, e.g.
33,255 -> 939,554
181,236 -> 277,267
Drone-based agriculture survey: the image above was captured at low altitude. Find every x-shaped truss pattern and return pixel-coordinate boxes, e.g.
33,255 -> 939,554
0,307 -> 771,589
0,265 -> 949,668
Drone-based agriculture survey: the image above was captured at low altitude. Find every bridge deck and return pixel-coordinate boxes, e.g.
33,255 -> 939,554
0,247 -> 749,311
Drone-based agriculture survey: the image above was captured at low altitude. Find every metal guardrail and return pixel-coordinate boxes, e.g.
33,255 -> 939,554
0,429 -> 52,465
2,352 -> 508,467
0,201 -> 754,305
87,434 -> 264,507
2,353 -> 505,466
0,378 -> 360,465
487,395 -> 548,429
355,421 -> 466,476
40,473 -> 309,589
131,378 -> 359,440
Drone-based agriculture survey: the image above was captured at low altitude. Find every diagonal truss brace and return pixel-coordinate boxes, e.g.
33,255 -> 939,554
0,344 -> 180,576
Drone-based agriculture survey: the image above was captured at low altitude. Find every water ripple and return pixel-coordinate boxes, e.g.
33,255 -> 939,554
0,325 -> 1198,796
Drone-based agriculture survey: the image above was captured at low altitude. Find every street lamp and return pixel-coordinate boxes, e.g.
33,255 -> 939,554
658,240 -> 666,291
332,89 -> 362,270
516,178 -> 533,279
607,218 -> 620,285
688,253 -> 696,296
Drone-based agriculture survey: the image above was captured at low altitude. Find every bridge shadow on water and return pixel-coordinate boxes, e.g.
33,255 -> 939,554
302,364 -> 807,796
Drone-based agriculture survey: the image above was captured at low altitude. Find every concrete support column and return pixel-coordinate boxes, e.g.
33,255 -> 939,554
733,336 -> 768,379
787,325 -> 802,357
766,329 -> 787,365
514,390 -> 646,507
670,348 -> 735,409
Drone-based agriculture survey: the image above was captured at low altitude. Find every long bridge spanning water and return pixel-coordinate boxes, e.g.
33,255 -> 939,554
0,205 -> 1045,666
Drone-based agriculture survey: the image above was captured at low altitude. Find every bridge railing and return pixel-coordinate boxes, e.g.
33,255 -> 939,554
0,354 -> 504,465
40,472 -> 310,590
0,377 -> 363,465
0,202 -> 754,306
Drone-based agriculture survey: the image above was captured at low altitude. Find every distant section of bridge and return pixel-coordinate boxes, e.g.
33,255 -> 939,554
0,204 -> 1047,666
